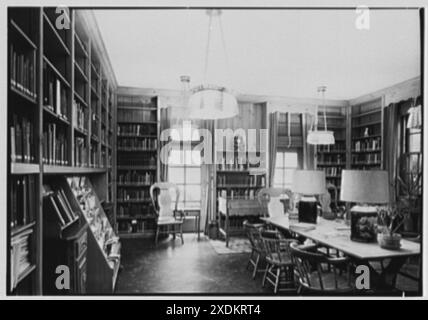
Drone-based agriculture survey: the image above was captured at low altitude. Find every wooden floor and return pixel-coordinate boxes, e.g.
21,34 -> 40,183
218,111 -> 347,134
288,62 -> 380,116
115,233 -> 420,296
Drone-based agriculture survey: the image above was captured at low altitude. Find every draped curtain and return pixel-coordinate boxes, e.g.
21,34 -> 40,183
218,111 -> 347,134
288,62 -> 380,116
268,112 -> 279,186
199,119 -> 215,233
159,107 -> 171,182
384,103 -> 399,203
302,113 -> 315,169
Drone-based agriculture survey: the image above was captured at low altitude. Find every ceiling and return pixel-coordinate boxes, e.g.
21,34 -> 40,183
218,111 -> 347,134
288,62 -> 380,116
94,8 -> 420,100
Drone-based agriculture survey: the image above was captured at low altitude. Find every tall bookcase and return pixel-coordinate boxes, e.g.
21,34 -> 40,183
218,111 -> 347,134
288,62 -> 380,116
350,97 -> 384,170
116,89 -> 159,238
315,106 -> 348,194
7,7 -> 117,295
214,103 -> 268,216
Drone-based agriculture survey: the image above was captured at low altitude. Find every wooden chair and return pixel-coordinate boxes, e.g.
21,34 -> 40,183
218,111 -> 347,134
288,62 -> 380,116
261,230 -> 298,293
243,220 -> 266,279
150,182 -> 185,245
218,197 -> 261,247
290,242 -> 354,294
257,188 -> 294,218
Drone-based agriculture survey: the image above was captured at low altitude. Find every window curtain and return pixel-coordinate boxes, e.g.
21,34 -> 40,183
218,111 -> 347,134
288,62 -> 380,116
384,103 -> 399,203
302,113 -> 315,169
159,107 -> 171,182
198,119 -> 215,234
268,112 -> 279,187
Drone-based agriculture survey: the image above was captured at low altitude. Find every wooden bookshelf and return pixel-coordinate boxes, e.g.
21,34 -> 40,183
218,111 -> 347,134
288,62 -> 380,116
7,7 -> 117,295
315,106 -> 348,194
214,103 -> 267,220
350,97 -> 384,170
115,90 -> 159,238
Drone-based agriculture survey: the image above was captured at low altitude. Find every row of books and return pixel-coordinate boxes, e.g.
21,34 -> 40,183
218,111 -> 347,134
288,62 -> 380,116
322,167 -> 342,177
43,63 -> 68,120
354,138 -> 381,152
216,189 -> 258,200
10,114 -> 35,163
353,126 -> 381,138
317,154 -> 345,164
117,124 -> 157,136
217,158 -> 260,171
217,175 -> 265,187
74,137 -> 88,167
44,185 -> 78,226
42,123 -> 69,166
352,153 -> 381,165
117,138 -> 158,150
117,204 -> 155,217
10,45 -> 37,99
10,175 -> 36,228
10,228 -> 32,291
317,143 -> 346,153
117,109 -> 157,123
117,189 -> 150,202
117,171 -> 155,185
117,95 -> 154,107
117,155 -> 157,167
73,100 -> 87,132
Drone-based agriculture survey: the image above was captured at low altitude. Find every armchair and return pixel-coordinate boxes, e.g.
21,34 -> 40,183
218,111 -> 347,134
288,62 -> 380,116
150,182 -> 185,245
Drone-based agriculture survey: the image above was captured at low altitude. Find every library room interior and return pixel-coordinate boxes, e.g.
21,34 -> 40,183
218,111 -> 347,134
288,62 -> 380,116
7,7 -> 423,296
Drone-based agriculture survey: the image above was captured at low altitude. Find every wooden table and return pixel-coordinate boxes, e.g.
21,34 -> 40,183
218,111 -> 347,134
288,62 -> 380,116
182,208 -> 201,241
262,216 -> 421,291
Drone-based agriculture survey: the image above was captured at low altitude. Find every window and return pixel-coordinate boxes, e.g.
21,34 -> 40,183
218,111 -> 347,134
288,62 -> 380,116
168,148 -> 201,210
273,149 -> 301,189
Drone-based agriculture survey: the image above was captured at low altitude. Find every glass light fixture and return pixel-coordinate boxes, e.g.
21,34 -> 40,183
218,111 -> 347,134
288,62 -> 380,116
187,9 -> 238,120
307,86 -> 335,145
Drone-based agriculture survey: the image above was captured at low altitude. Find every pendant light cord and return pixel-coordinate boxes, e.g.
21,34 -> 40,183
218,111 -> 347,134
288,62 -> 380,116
203,12 -> 213,83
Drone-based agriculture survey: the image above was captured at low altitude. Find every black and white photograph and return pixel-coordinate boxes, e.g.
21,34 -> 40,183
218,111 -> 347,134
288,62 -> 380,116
1,0 -> 426,302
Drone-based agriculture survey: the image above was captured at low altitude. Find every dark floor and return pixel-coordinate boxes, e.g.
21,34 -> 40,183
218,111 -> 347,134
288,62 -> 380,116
115,233 -> 272,295
115,233 -> 420,296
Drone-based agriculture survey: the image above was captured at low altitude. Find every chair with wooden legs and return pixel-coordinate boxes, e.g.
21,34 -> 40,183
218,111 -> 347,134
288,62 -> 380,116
261,230 -> 298,293
290,242 -> 354,294
243,220 -> 266,279
150,182 -> 185,246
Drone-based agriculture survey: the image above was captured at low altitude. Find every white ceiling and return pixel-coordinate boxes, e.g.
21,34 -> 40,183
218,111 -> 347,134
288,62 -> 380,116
94,9 -> 420,100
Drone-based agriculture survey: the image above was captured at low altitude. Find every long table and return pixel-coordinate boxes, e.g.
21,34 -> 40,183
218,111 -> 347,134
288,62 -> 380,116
261,216 -> 421,291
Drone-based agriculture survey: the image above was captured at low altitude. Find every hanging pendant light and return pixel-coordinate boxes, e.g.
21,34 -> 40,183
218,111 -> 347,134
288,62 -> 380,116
307,86 -> 335,145
187,9 -> 238,119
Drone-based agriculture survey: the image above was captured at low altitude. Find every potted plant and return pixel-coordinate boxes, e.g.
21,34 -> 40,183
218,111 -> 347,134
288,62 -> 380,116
376,205 -> 404,250
397,171 -> 422,233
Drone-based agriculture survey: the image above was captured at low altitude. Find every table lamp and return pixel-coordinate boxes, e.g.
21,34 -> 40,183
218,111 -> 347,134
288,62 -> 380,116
340,170 -> 390,242
292,170 -> 326,224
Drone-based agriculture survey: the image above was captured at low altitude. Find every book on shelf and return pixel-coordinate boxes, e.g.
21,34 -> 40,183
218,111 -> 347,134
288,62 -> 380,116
117,124 -> 157,136
42,123 -> 69,165
117,109 -> 157,123
74,137 -> 88,167
10,228 -> 33,291
10,114 -> 35,163
117,95 -> 154,107
118,171 -> 155,185
10,44 -> 37,99
43,62 -> 68,120
10,175 -> 36,229
73,100 -> 87,133
44,184 -> 78,226
117,188 -> 150,202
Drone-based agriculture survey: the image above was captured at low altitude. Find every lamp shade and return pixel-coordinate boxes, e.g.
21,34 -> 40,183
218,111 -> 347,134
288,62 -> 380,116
292,170 -> 326,195
340,170 -> 389,204
307,130 -> 335,145
187,85 -> 239,119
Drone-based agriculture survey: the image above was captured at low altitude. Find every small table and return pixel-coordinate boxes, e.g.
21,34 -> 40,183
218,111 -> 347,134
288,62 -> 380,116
182,208 -> 201,240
